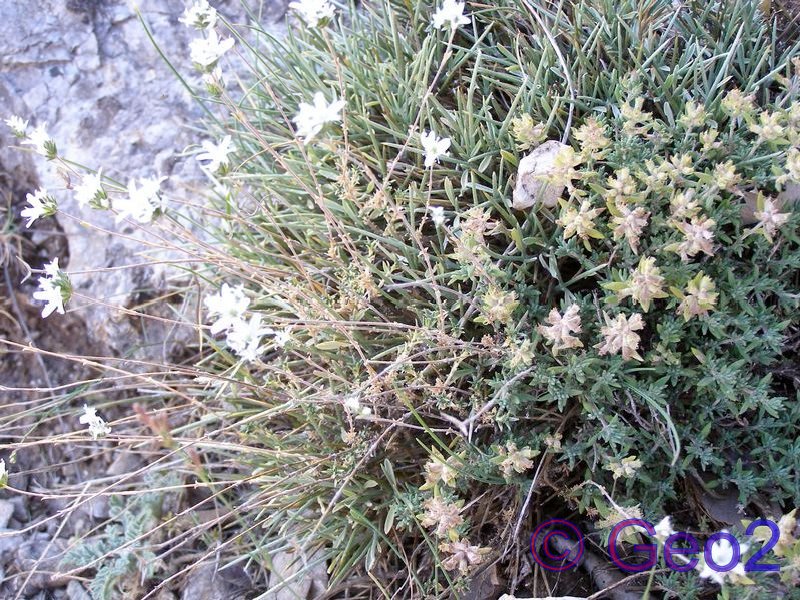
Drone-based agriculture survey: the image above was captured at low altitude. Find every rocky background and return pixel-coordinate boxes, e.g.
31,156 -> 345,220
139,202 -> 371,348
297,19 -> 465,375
0,1 -> 286,598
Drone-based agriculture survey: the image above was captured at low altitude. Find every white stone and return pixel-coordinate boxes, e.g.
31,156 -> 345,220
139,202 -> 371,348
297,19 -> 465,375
511,140 -> 569,210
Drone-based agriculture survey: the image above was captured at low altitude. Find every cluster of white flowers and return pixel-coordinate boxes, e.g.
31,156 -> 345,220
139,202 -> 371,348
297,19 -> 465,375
21,188 -> 57,227
284,1 -> 471,146
204,283 -> 291,362
6,115 -> 168,227
5,117 -> 55,159
179,0 -> 217,29
79,404 -> 112,440
33,258 -> 71,319
429,205 -> 446,227
432,0 -> 471,31
292,92 -> 346,143
343,393 -> 372,417
74,170 -> 108,209
182,2 -> 234,74
289,0 -> 336,28
196,135 -> 233,173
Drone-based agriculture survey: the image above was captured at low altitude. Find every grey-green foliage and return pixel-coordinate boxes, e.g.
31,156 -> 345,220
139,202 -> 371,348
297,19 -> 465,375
61,474 -> 172,600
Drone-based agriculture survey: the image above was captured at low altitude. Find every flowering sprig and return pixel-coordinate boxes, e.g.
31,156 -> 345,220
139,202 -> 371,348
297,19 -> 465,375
196,135 -> 233,173
292,92 -> 345,143
74,171 -> 108,209
431,0 -> 471,31
180,0 -> 218,30
21,188 -> 57,227
5,115 -> 28,138
21,123 -> 57,159
32,257 -> 72,318
672,272 -> 718,321
537,304 -> 583,355
79,404 -> 112,440
556,199 -> 604,249
420,130 -> 451,168
189,29 -> 235,71
115,176 -> 167,223
289,0 -> 336,28
204,283 -> 292,362
604,256 -> 667,312
595,312 -> 645,361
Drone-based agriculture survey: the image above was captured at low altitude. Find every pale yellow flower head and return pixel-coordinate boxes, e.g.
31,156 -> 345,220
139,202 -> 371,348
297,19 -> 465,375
675,272 -> 718,321
678,101 -> 707,129
497,441 -> 538,479
668,215 -> 716,262
610,203 -> 649,254
753,195 -> 790,242
604,455 -> 643,479
595,312 -> 645,361
621,97 -> 653,136
537,304 -> 583,355
616,256 -> 668,312
721,88 -> 756,119
669,189 -> 700,222
480,286 -> 519,326
511,114 -> 547,150
574,117 -> 611,158
439,539 -> 491,574
604,168 -> 638,204
749,111 -> 785,143
419,497 -> 464,538
700,128 -> 722,152
556,200 -> 604,245
713,160 -> 741,190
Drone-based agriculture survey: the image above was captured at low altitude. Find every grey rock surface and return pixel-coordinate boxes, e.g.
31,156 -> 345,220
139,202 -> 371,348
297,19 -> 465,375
180,561 -> 250,600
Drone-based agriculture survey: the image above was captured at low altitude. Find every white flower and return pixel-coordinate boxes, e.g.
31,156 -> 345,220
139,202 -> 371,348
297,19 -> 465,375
21,188 -> 57,227
43,257 -> 62,279
180,0 -> 217,30
33,278 -> 65,318
289,0 -> 336,28
32,257 -> 70,319
204,283 -> 250,334
5,115 -> 28,137
196,135 -> 233,172
226,314 -> 271,362
116,176 -> 166,223
74,171 -> 107,209
273,328 -> 292,348
429,206 -> 446,227
654,516 -> 674,543
189,29 -> 235,69
420,130 -> 451,167
0,458 -> 6,484
432,0 -> 471,31
292,92 -> 345,143
22,123 -> 56,158
343,393 -> 371,417
698,531 -> 749,585
78,404 -> 112,440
